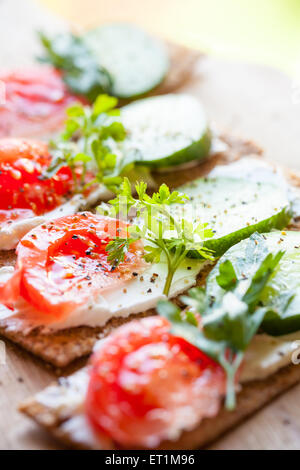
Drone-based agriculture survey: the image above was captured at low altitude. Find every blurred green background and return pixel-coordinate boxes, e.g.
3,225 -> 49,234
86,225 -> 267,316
40,0 -> 300,77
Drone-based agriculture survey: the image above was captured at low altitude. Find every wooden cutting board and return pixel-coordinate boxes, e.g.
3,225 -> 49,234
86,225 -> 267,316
1,0 -> 300,450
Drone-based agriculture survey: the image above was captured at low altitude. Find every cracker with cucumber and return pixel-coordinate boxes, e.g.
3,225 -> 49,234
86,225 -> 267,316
2,0 -> 300,452
0,91 -> 299,370
20,230 -> 300,449
0,118 -> 265,368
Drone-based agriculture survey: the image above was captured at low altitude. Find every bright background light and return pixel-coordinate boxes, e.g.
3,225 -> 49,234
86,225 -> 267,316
39,0 -> 300,77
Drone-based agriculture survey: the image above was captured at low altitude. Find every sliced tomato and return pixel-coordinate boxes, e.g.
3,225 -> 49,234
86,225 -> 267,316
0,213 -> 145,319
85,316 -> 225,448
0,66 -> 82,137
0,138 -> 77,215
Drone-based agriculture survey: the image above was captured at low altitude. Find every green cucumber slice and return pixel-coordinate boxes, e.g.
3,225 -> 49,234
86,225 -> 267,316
172,176 -> 291,257
205,232 -> 300,336
84,24 -> 169,98
121,94 -> 211,168
258,232 -> 300,335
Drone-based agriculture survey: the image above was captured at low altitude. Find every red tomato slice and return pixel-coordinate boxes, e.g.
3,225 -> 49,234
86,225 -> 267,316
0,213 -> 145,320
85,316 -> 225,448
0,67 -> 82,137
0,138 -> 76,215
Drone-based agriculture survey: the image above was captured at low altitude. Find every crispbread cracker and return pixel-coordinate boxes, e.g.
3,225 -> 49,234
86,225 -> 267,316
0,135 -> 261,367
19,361 -> 300,450
0,250 -> 16,267
0,254 -> 213,367
151,42 -> 202,96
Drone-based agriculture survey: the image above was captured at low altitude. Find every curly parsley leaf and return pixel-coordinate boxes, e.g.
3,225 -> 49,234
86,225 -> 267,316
106,237 -> 135,267
157,299 -> 228,363
43,95 -> 127,193
99,178 -> 214,295
243,251 -> 284,311
180,286 -> 206,313
216,259 -> 237,291
157,241 -> 285,410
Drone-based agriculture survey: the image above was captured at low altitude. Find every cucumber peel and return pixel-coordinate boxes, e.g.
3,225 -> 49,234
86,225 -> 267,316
172,176 -> 292,257
258,232 -> 300,335
121,94 -> 211,168
206,231 -> 300,336
84,24 -> 169,98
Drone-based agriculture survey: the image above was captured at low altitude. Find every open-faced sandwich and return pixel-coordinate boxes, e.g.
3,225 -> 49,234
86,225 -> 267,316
0,93 -> 213,251
19,228 -> 300,449
1,87 -> 300,448
1,8 -> 300,450
0,89 -> 300,449
0,90 -> 279,367
0,22 -> 200,138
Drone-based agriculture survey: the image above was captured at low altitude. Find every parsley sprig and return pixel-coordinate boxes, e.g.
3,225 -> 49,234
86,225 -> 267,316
38,32 -> 112,102
157,239 -> 284,409
100,178 -> 214,296
44,95 -> 127,193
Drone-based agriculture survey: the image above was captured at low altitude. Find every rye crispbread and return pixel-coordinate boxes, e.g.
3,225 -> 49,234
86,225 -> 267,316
15,146 -> 300,449
19,358 -> 300,449
0,134 -> 262,367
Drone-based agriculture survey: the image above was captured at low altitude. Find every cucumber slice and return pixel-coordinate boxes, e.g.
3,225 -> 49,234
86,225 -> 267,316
206,232 -> 300,336
258,232 -> 300,335
172,176 -> 291,257
121,94 -> 211,168
84,24 -> 169,98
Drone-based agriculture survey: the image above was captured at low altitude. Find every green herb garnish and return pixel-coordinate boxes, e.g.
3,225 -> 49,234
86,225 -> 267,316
100,178 -> 214,296
157,239 -> 285,409
44,95 -> 127,193
38,32 -> 112,102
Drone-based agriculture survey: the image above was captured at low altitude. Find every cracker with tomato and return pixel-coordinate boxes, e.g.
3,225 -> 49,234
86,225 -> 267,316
0,212 -> 149,365
19,316 -> 300,449
0,138 -> 260,367
0,138 -> 110,251
4,137 -> 300,450
0,206 -> 210,366
0,67 -> 81,138
0,136 -> 264,368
